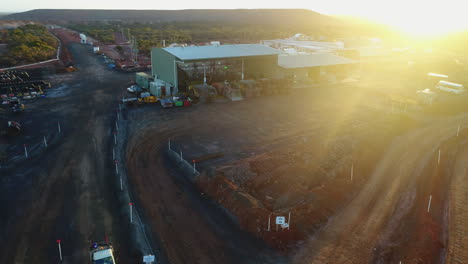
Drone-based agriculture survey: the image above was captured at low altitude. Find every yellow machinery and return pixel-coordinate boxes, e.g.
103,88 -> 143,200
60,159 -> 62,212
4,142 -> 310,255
143,96 -> 157,103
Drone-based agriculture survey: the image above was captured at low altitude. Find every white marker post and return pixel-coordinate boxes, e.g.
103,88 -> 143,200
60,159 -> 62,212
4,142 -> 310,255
288,211 -> 291,230
112,148 -> 115,160
56,239 -> 62,261
114,160 -> 118,175
193,160 -> 196,174
350,163 -> 354,181
168,138 -> 171,151
113,132 -> 117,145
438,149 -> 441,165
427,195 -> 432,213
115,121 -> 118,132
267,214 -> 271,231
180,151 -> 183,161
120,176 -> 123,191
57,122 -> 61,133
129,202 -> 133,223
43,136 -> 48,147
457,125 -> 460,137
24,144 -> 28,158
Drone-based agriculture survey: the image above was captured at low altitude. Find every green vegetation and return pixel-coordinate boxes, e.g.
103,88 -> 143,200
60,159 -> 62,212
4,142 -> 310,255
65,21 -> 326,56
0,24 -> 58,67
67,22 -> 116,44
132,22 -> 303,54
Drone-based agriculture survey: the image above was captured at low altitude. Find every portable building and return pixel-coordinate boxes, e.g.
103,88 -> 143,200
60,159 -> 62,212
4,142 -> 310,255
135,72 -> 153,89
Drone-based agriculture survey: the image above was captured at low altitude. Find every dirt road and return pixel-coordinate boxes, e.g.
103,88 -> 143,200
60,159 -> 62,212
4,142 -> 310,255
291,115 -> 468,264
0,43 -> 134,263
126,123 -> 287,264
446,137 -> 468,264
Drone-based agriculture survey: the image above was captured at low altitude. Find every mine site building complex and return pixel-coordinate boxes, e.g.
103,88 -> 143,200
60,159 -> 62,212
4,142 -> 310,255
150,43 -> 359,95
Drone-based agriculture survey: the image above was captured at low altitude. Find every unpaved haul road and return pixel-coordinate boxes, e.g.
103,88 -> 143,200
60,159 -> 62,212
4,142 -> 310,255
0,43 -> 134,263
291,114 -> 468,264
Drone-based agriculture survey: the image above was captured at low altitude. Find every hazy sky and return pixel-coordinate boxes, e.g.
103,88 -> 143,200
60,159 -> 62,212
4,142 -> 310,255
3,0 -> 468,35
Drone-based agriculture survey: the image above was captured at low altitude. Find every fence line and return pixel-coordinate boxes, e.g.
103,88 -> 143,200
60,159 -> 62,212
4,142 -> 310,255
112,103 -> 157,263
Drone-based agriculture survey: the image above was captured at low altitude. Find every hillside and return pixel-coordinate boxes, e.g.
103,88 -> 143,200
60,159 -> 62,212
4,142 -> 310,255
3,9 -> 338,25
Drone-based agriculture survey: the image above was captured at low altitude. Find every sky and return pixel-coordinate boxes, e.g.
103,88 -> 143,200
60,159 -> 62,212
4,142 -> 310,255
2,0 -> 468,36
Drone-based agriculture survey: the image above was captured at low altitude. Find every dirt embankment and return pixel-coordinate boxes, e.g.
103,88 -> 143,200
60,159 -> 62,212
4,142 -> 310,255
50,28 -> 80,65
195,112 -> 416,251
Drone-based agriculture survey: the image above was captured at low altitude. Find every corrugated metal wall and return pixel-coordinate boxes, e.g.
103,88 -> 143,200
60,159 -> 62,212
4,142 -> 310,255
151,48 -> 177,88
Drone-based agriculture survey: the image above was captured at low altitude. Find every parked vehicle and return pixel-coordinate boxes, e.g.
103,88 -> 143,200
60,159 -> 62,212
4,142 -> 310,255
127,85 -> 141,93
89,242 -> 116,264
160,98 -> 173,108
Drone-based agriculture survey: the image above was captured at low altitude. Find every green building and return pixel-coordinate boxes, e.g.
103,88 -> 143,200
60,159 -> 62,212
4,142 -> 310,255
151,44 -> 284,95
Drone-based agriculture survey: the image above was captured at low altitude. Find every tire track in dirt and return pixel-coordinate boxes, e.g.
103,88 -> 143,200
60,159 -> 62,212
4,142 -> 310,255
0,43 -> 134,264
291,115 -> 468,264
446,138 -> 468,264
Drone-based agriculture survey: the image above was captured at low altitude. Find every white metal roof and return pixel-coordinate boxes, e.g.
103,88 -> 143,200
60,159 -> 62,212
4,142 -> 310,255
278,53 -> 358,69
163,44 -> 283,61
92,249 -> 113,260
438,80 -> 463,88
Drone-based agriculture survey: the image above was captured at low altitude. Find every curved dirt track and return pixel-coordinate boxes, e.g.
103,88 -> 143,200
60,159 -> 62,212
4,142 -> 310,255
291,115 -> 468,264
446,139 -> 468,264
126,124 -> 286,264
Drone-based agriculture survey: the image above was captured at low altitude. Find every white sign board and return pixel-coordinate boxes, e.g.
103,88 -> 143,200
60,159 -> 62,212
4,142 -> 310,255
281,223 -> 289,229
143,255 -> 155,263
275,216 -> 285,225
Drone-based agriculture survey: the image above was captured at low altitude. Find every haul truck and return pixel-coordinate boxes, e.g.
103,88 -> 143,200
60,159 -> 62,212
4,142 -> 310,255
90,242 -> 116,264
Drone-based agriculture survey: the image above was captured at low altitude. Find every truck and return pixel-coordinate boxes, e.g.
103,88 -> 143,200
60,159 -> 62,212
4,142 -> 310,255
90,242 -> 116,264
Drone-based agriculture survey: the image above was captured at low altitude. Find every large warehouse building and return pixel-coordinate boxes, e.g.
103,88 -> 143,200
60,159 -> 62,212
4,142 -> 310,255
150,43 -> 359,95
151,44 -> 284,94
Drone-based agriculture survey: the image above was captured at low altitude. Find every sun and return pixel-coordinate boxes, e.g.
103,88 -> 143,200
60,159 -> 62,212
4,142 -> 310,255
335,0 -> 468,37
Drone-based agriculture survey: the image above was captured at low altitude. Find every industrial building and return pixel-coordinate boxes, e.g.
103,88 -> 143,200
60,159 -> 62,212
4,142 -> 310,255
149,43 -> 359,96
277,53 -> 359,85
151,44 -> 284,95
